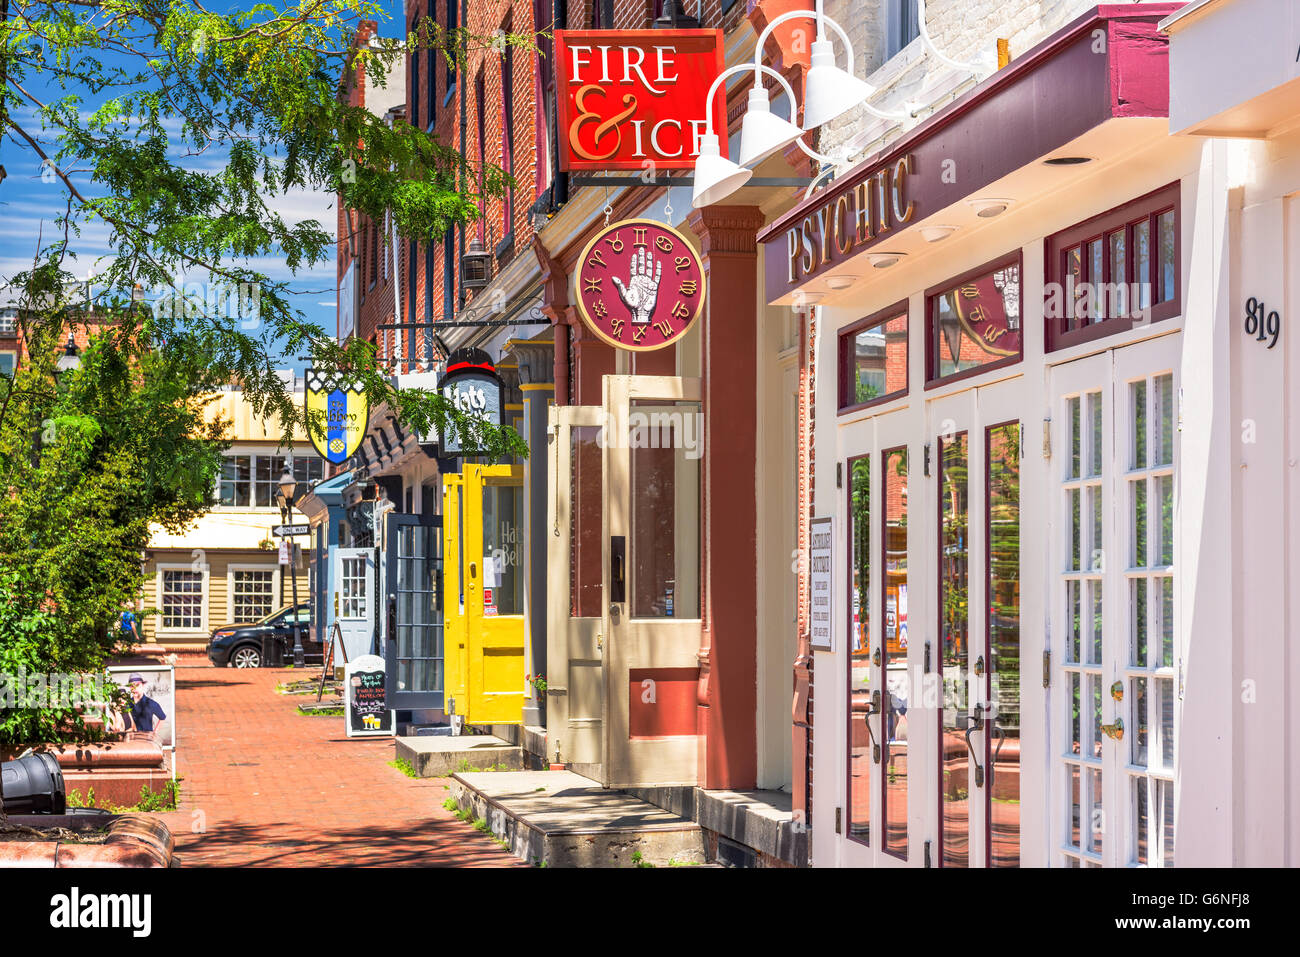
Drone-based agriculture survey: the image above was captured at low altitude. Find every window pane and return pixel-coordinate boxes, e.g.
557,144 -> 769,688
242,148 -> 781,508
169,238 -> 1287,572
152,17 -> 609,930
1132,479 -> 1148,569
1134,219 -> 1152,310
988,423 -> 1020,868
1157,210 -> 1176,304
232,569 -> 276,621
1067,396 -> 1081,480
162,570 -> 204,629
940,433 -> 970,868
1088,485 -> 1103,571
1131,578 -> 1148,666
1156,473 -> 1174,567
882,446 -> 909,859
846,313 -> 907,406
482,483 -> 523,616
1158,576 -> 1174,667
1069,672 -> 1081,755
1088,579 -> 1103,666
1133,776 -> 1149,865
1086,765 -> 1104,855
848,455 -> 871,843
630,401 -> 700,619
1108,229 -> 1128,314
1069,487 -> 1081,571
570,425 -> 603,619
1088,392 -> 1103,478
1089,673 -> 1103,759
1154,374 -> 1174,467
1131,676 -> 1149,767
1087,238 -> 1104,323
1066,245 -> 1083,330
1067,763 -> 1081,847
1132,379 -> 1148,469
1155,678 -> 1176,770
1066,580 -> 1081,662
932,262 -> 1020,380
1159,778 -> 1175,866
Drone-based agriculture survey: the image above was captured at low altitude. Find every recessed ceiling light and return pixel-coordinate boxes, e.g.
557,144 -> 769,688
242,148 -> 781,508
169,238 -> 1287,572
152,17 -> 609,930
867,252 -> 904,268
920,225 -> 958,242
1044,156 -> 1094,166
826,275 -> 858,290
967,198 -> 1013,218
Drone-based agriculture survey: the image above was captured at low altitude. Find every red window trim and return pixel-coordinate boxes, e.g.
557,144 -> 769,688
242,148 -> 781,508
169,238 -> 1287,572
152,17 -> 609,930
1044,181 -> 1181,353
924,251 -> 1024,389
838,298 -> 910,414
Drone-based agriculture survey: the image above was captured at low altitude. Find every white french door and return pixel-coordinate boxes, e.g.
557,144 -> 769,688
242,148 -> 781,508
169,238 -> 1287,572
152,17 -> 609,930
1050,334 -> 1180,867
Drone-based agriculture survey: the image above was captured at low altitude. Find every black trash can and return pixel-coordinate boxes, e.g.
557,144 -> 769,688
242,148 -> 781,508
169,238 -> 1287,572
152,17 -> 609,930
261,633 -> 285,668
1,752 -> 67,814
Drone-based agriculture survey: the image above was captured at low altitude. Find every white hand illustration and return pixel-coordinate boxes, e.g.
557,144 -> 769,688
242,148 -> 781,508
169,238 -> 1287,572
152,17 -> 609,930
611,247 -> 662,324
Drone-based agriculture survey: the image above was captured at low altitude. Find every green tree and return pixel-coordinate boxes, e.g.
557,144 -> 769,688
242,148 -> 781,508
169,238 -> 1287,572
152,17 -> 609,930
0,1 -> 532,457
0,327 -> 228,749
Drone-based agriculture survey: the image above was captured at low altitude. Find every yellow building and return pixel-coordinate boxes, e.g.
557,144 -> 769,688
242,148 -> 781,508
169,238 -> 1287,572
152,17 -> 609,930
138,385 -> 323,649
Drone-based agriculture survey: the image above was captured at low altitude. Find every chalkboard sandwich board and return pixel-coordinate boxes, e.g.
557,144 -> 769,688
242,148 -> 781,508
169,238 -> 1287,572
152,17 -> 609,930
345,654 -> 393,738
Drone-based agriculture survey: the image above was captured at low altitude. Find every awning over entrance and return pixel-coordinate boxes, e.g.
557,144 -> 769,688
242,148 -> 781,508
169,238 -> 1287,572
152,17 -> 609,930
757,4 -> 1182,306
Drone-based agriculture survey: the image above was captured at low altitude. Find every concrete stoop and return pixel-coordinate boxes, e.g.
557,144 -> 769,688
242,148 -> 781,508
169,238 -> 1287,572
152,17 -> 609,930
395,734 -> 523,777
448,770 -> 708,867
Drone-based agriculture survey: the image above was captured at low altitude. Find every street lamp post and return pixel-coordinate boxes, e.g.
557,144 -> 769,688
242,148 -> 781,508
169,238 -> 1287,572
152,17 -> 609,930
278,463 -> 303,668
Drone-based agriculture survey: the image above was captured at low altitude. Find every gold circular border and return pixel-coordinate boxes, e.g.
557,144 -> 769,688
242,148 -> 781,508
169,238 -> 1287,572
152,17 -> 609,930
573,217 -> 708,352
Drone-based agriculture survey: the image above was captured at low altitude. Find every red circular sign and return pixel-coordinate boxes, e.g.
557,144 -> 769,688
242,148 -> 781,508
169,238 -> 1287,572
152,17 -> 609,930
574,218 -> 706,351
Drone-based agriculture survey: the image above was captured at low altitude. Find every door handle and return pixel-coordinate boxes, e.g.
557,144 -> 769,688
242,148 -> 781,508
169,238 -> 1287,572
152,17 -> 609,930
610,536 -> 626,604
963,703 -> 986,788
1101,717 -> 1125,741
469,561 -> 477,578
989,724 -> 1006,789
863,689 -> 882,763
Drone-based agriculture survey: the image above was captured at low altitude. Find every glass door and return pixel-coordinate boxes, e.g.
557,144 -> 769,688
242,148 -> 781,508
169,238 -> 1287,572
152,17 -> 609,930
601,374 -> 703,788
931,384 -> 1023,868
384,512 -> 443,711
1050,336 -> 1179,866
546,403 -> 606,772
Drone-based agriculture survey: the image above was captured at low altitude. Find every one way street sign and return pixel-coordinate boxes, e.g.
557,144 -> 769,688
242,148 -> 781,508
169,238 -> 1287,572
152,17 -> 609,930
272,524 -> 310,537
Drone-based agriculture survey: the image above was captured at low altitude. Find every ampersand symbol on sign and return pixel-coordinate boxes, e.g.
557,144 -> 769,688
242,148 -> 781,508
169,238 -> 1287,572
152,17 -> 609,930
611,247 -> 663,325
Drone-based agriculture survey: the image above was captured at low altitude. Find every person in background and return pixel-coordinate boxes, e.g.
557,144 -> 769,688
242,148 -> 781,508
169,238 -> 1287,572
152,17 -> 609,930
119,604 -> 142,646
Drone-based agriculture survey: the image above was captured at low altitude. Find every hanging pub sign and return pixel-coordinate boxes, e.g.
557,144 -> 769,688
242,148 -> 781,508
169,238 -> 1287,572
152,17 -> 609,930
554,29 -> 725,171
437,347 -> 503,456
305,370 -> 370,465
575,218 -> 706,351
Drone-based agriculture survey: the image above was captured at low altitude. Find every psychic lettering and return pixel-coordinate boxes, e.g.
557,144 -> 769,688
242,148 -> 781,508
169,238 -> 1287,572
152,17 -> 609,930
785,154 -> 916,284
555,30 -> 725,171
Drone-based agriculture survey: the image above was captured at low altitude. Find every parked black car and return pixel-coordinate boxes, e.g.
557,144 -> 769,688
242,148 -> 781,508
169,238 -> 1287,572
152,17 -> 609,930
207,603 -> 320,668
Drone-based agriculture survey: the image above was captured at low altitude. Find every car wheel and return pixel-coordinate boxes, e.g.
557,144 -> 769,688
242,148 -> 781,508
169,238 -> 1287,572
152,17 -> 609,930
231,645 -> 262,669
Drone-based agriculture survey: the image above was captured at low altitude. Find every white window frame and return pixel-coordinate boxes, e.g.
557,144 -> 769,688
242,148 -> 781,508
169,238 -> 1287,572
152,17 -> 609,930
155,562 -> 209,636
227,563 -> 281,624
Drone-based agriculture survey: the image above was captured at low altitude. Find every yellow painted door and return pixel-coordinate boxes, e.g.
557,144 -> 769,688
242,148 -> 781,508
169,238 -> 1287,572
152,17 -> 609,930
442,475 -> 469,717
462,463 -> 527,725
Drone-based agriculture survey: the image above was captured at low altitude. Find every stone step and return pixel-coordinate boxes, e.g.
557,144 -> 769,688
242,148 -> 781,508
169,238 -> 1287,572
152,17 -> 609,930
448,770 -> 707,868
394,733 -> 523,777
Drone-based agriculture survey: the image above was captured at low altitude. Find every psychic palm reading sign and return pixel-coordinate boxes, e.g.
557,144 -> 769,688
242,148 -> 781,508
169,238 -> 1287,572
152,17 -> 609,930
574,218 -> 706,352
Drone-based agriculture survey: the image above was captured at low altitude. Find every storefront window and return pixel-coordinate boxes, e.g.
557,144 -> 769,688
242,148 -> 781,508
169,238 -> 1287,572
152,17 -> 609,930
882,445 -> 909,859
839,305 -> 908,412
847,454 -> 871,845
630,400 -> 701,619
928,257 -> 1022,385
1045,182 -> 1180,351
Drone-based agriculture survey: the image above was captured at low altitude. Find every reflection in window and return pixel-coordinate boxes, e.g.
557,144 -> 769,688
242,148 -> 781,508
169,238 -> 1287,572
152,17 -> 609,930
882,446 -> 909,859
939,433 -> 970,867
482,483 -> 523,616
570,426 -> 603,619
988,422 -> 1021,867
848,455 -> 871,844
840,312 -> 907,409
931,261 -> 1021,381
630,401 -> 701,619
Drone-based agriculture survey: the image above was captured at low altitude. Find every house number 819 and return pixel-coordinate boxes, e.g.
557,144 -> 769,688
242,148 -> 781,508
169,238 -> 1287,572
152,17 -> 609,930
1245,297 -> 1280,349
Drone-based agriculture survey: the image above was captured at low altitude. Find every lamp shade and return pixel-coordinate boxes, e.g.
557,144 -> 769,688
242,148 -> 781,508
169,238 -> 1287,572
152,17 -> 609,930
691,132 -> 752,208
802,38 -> 875,131
737,86 -> 804,168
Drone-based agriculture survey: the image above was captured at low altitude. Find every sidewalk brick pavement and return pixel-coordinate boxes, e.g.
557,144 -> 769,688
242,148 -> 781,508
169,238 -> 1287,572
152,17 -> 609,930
157,659 -> 521,867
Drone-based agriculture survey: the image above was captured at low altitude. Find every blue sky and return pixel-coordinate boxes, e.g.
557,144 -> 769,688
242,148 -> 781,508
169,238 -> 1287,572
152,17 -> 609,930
0,1 -> 408,373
